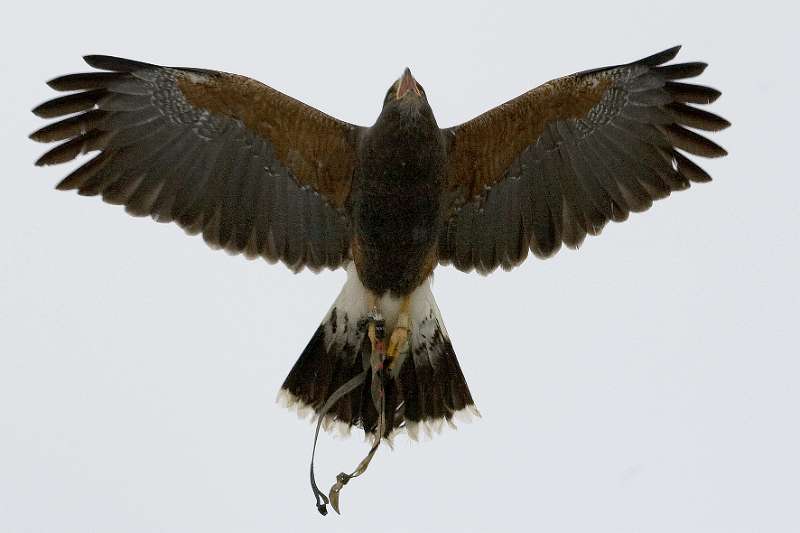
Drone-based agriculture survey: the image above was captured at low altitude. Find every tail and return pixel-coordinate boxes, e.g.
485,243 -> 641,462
279,264 -> 479,440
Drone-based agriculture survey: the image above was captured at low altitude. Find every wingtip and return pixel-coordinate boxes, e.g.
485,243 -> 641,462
641,45 -> 682,67
83,54 -> 157,72
83,54 -> 113,69
705,87 -> 723,104
46,77 -> 67,91
55,176 -> 78,190
29,129 -> 46,143
664,44 -> 683,57
31,104 -> 46,118
704,142 -> 729,158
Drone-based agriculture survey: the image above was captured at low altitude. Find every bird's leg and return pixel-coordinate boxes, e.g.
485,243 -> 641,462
365,292 -> 386,356
387,295 -> 411,360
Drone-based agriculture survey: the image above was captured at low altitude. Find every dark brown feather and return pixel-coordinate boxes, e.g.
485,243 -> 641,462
32,89 -> 106,118
175,73 -> 358,209
32,56 -> 361,272
47,72 -> 122,91
663,124 -> 727,157
665,82 -> 721,104
656,62 -> 708,80
444,74 -> 613,199
666,102 -> 731,131
440,47 -> 729,273
35,130 -> 109,166
30,109 -> 107,143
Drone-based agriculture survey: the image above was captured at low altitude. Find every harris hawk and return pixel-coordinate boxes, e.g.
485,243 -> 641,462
31,46 -> 728,513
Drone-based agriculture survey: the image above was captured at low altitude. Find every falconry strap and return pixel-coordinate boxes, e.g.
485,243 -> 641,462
309,313 -> 388,516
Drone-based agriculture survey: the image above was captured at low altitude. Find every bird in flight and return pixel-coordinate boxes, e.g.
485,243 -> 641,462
32,46 -> 728,513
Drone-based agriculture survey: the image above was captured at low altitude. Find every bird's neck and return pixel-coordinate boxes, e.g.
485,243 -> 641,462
360,109 -> 446,190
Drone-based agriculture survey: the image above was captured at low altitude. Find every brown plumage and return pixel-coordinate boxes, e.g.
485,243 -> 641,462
439,46 -> 728,271
31,46 -> 728,509
32,55 -> 358,272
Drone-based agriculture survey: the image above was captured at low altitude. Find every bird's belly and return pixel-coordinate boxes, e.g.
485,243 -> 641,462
353,186 -> 440,295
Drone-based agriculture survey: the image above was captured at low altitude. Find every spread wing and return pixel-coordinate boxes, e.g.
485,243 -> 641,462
439,46 -> 729,273
31,56 -> 363,272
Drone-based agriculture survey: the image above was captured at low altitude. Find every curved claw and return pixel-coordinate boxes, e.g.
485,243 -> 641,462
387,326 -> 410,359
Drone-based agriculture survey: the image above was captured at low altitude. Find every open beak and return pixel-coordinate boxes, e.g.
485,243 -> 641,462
396,67 -> 421,99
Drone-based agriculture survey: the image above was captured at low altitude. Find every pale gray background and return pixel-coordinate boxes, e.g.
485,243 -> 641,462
2,1 -> 797,531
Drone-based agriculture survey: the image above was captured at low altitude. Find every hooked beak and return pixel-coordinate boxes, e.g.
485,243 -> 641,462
396,67 -> 421,99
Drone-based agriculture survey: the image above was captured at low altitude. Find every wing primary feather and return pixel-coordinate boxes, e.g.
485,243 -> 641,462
662,124 -> 728,157
217,143 -> 251,250
81,127 -> 184,196
552,145 -> 590,248
453,203 -> 477,270
673,150 -> 713,183
55,151 -> 113,191
99,109 -> 161,131
283,175 -> 306,270
269,172 -> 289,262
611,115 -> 672,149
233,151 -> 263,254
629,88 -> 672,106
559,134 -> 615,223
98,93 -> 151,112
440,46 -> 727,273
35,129 -> 109,166
591,132 -> 653,212
172,147 -> 222,232
655,62 -> 708,80
303,191 -> 325,270
105,120 -> 169,150
105,77 -> 152,96
149,143 -> 208,223
580,135 -> 631,221
32,89 -> 106,118
30,109 -> 106,143
536,155 -> 565,256
599,127 -> 671,199
666,102 -> 731,131
555,121 -> 608,229
477,185 -> 500,272
502,177 -> 525,267
33,55 -> 355,273
83,55 -> 158,72
47,72 -> 123,91
665,82 -> 721,104
123,133 -> 199,214
255,157 -> 278,261
602,123 -> 674,191
75,153 -> 130,197
586,139 -> 633,223
638,45 -> 682,67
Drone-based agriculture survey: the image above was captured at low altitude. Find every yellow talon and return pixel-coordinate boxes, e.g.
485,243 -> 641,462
387,325 -> 409,359
387,295 -> 411,359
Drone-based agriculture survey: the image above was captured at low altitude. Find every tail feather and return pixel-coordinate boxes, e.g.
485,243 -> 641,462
279,264 -> 479,440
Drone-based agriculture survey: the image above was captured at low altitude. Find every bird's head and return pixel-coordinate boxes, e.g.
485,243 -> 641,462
377,67 -> 436,130
390,68 -> 424,99
382,68 -> 429,109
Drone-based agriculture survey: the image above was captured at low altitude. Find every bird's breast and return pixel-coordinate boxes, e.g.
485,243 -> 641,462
351,143 -> 446,295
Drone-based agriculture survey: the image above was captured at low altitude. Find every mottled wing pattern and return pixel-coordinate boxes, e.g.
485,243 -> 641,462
31,56 -> 362,272
439,46 -> 729,273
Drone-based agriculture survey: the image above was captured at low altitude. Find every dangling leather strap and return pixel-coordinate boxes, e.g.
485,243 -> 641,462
308,369 -> 368,515
328,351 -> 386,514
309,326 -> 389,516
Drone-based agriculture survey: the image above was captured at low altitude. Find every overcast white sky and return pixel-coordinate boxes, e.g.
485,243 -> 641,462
2,1 -> 798,532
